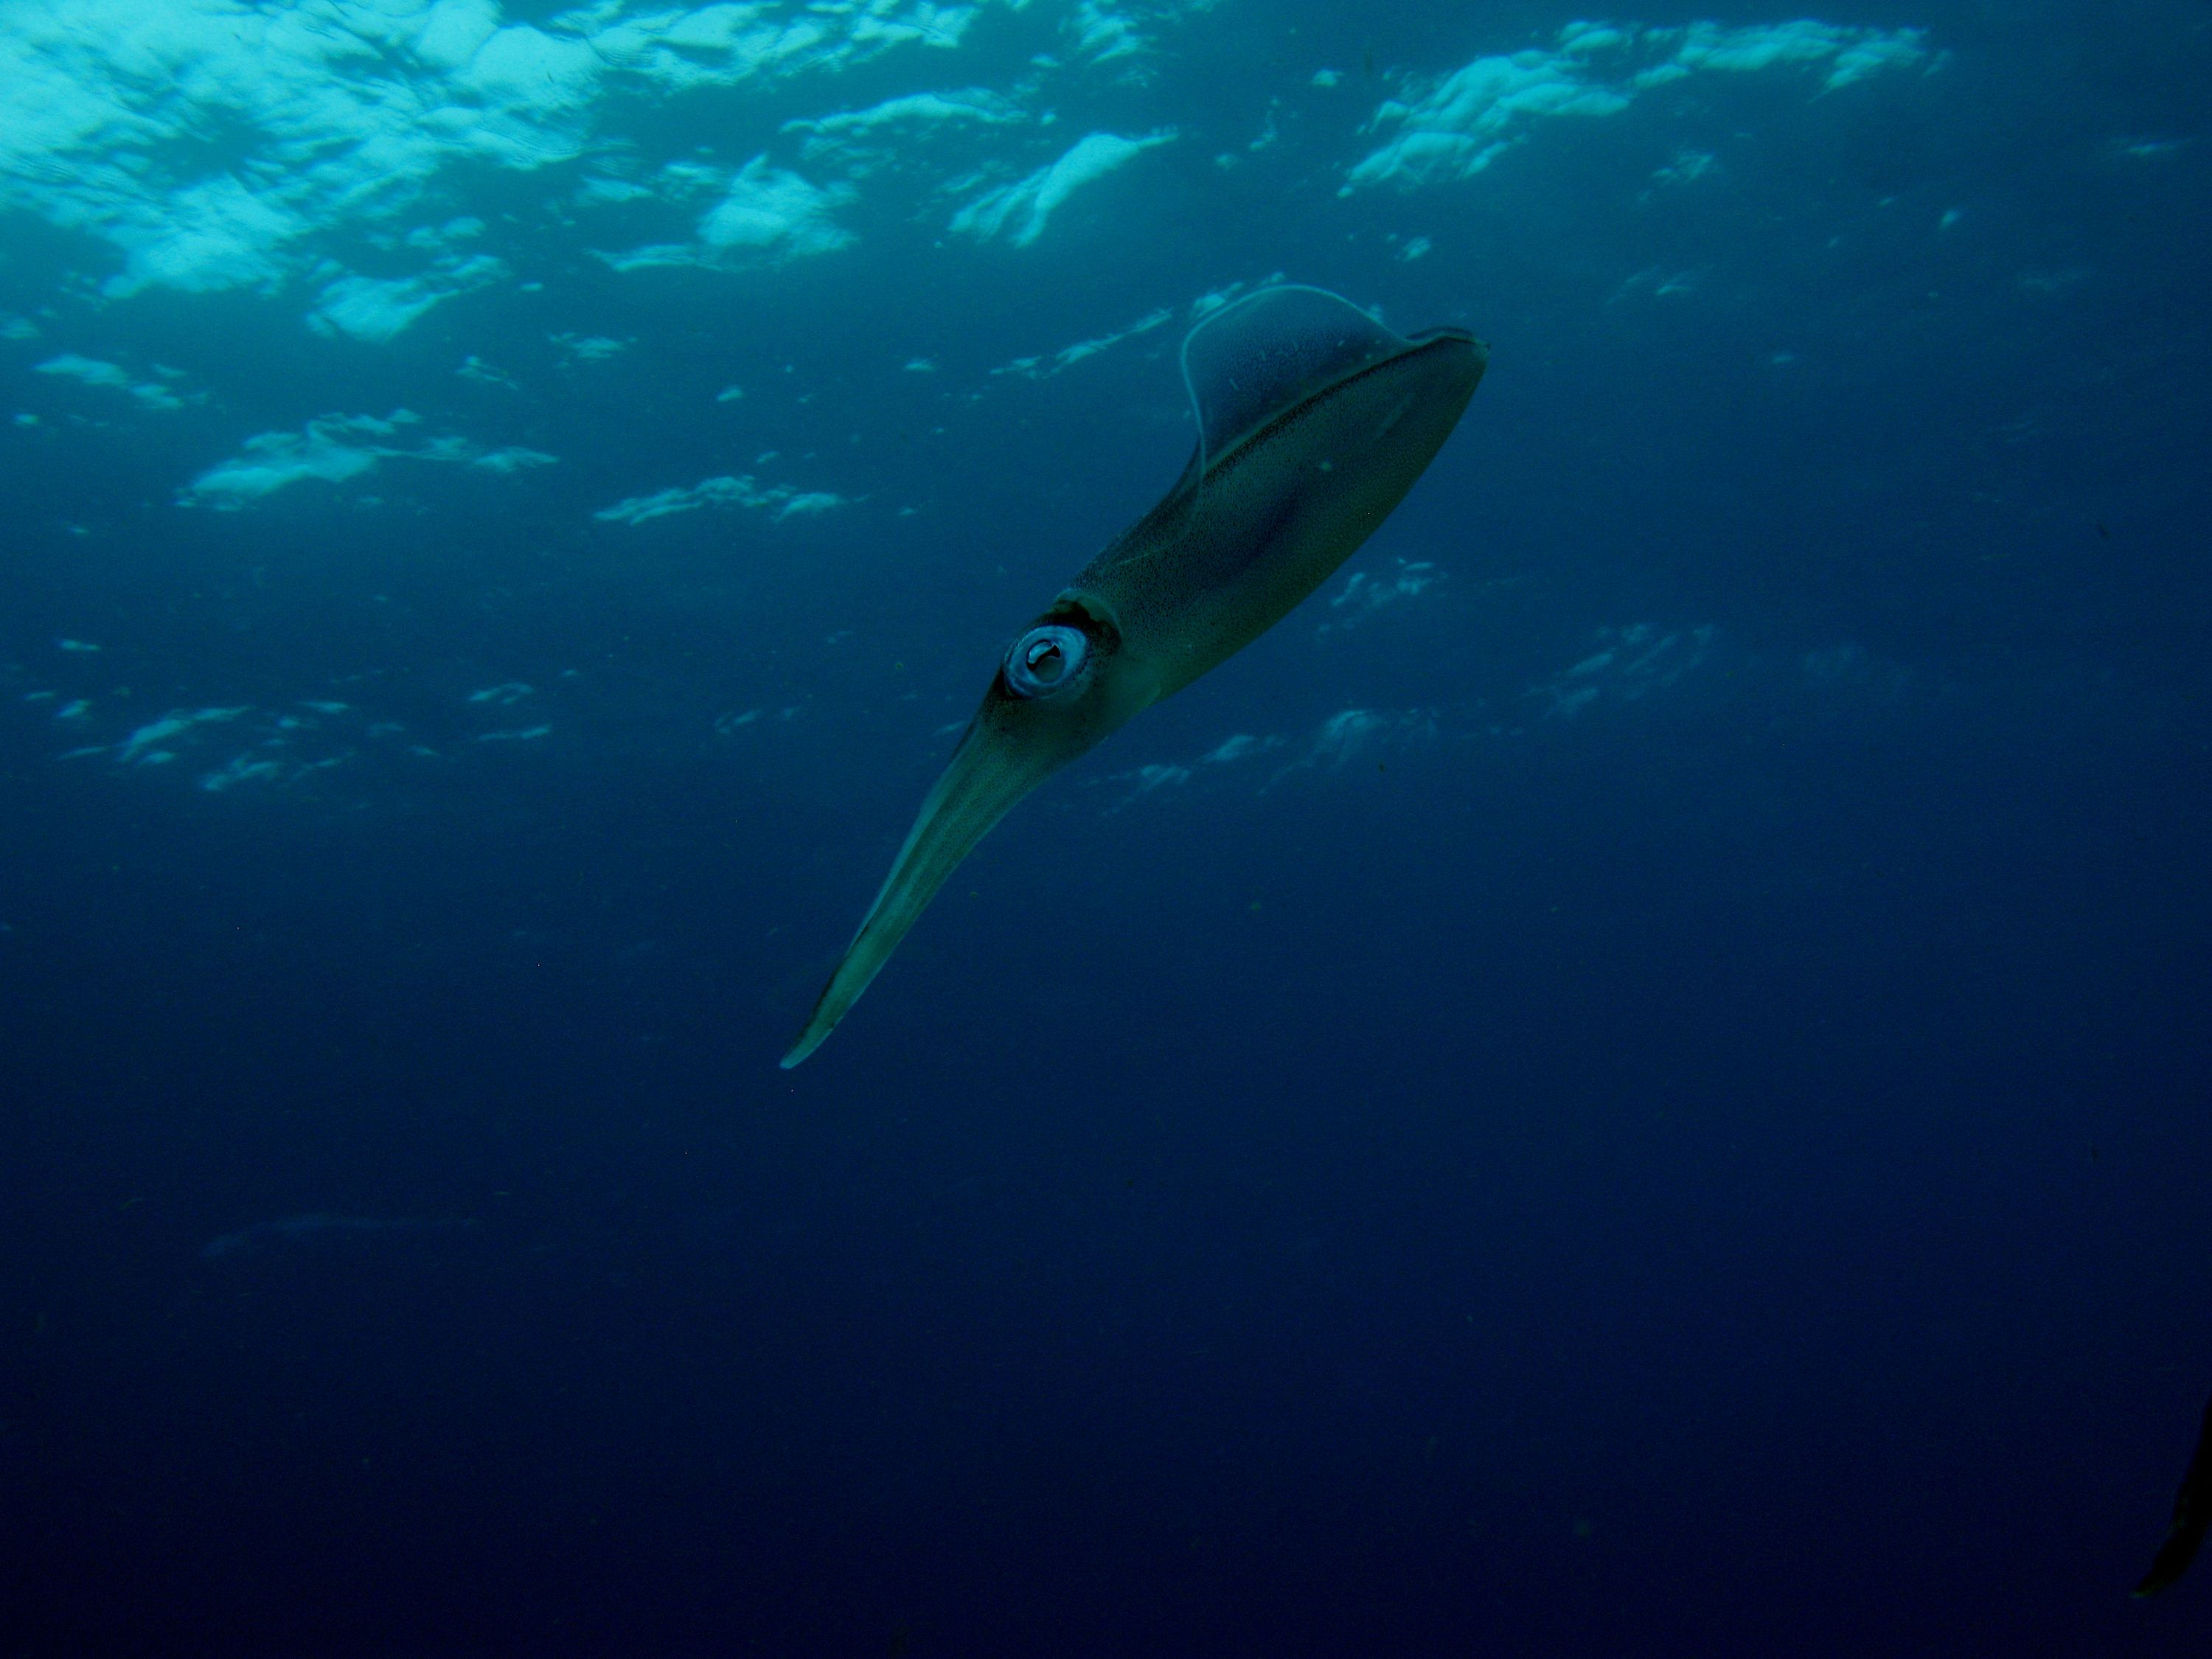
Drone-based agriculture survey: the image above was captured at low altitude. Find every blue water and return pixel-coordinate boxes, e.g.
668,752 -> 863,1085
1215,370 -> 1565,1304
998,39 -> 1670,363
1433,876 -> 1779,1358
3,1 -> 2209,1652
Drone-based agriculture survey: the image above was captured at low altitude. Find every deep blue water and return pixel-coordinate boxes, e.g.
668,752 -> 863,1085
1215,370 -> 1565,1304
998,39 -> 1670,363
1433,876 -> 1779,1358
3,1 -> 2210,1652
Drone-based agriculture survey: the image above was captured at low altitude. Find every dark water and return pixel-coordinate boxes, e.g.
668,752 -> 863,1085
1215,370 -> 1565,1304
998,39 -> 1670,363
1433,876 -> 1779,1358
3,1 -> 2209,1652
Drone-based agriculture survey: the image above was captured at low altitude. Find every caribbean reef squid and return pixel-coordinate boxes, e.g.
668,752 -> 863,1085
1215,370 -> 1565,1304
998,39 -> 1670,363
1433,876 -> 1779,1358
785,285 -> 1486,1066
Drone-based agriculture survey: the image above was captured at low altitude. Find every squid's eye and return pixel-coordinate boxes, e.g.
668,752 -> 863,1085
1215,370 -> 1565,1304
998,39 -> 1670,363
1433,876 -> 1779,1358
1003,624 -> 1089,698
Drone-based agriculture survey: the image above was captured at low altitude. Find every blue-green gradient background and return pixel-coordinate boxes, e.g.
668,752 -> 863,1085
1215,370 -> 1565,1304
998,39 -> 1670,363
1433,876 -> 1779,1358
2,1 -> 2208,1651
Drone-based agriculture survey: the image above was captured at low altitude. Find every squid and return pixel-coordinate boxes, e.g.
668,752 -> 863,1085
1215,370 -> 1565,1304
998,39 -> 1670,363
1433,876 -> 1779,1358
785,285 -> 1486,1065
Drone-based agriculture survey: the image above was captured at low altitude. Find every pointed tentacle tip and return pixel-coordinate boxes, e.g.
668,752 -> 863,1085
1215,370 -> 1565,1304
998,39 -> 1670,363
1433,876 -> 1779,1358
782,1000 -> 844,1066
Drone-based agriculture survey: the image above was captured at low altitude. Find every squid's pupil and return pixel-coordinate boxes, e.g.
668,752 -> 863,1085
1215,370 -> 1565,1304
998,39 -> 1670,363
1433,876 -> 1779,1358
1026,640 -> 1064,679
